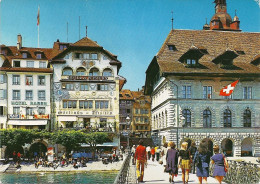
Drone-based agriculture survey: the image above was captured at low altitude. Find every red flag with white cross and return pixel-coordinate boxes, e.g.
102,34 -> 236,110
219,80 -> 239,96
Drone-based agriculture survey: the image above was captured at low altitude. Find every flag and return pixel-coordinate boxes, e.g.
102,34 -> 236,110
37,6 -> 40,26
219,80 -> 239,96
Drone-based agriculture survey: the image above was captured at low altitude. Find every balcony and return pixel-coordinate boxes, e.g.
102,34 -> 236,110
8,114 -> 49,119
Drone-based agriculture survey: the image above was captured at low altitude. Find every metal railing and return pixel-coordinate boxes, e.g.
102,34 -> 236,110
210,160 -> 260,184
114,153 -> 137,184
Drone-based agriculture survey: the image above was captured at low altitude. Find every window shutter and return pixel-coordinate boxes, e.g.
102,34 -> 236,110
3,89 -> 6,99
3,106 -> 7,115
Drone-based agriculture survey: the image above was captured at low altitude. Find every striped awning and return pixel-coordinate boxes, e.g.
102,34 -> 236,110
8,120 -> 47,125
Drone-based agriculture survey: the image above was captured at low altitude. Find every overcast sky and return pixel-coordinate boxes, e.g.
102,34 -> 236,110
0,0 -> 259,90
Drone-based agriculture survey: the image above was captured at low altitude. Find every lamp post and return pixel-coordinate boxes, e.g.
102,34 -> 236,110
168,80 -> 180,148
126,115 -> 131,153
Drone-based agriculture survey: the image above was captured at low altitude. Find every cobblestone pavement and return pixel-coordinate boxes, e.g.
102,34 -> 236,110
141,160 -> 226,184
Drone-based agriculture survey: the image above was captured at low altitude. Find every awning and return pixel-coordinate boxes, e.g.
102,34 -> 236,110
58,116 -> 77,121
8,120 -> 48,126
81,142 -> 119,147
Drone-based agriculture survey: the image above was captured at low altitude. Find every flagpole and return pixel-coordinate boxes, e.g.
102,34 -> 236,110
38,23 -> 40,48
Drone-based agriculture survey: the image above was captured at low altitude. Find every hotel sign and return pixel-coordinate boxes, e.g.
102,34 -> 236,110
57,110 -> 113,116
67,76 -> 108,81
11,101 -> 48,106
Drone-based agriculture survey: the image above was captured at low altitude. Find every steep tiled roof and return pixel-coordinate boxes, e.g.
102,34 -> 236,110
120,89 -> 134,100
118,75 -> 127,91
72,37 -> 102,47
154,29 -> 260,75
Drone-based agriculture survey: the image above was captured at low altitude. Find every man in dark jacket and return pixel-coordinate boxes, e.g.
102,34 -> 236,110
189,142 -> 197,174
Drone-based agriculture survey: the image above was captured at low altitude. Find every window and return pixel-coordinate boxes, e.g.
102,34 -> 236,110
64,54 -> 69,59
223,109 -> 232,127
203,86 -> 212,99
0,89 -> 5,99
80,84 -> 89,91
1,49 -> 7,56
91,53 -> 98,60
25,76 -> 33,85
38,107 -> 45,115
0,106 -> 3,116
103,69 -> 113,77
127,109 -> 130,113
182,86 -> 191,99
135,109 -> 139,114
27,61 -> 34,68
182,109 -> 191,127
140,117 -> 144,122
26,108 -> 33,115
75,53 -> 82,59
223,93 -> 233,99
63,100 -> 77,108
97,84 -> 108,91
62,67 -> 73,75
26,90 -> 33,100
38,76 -> 45,85
65,83 -> 74,90
89,68 -> 99,76
83,53 -> 90,59
22,53 -> 27,58
38,90 -> 46,100
76,68 -> 86,76
203,109 -> 212,128
12,75 -> 20,85
36,53 -> 42,59
39,61 -> 46,68
243,87 -> 252,99
79,101 -> 93,109
187,59 -> 197,65
135,117 -> 139,122
59,44 -> 67,50
13,90 -> 20,100
243,109 -> 251,127
168,45 -> 176,51
13,107 -> 20,115
145,118 -> 148,123
14,60 -> 20,67
0,74 -> 6,83
95,101 -> 109,109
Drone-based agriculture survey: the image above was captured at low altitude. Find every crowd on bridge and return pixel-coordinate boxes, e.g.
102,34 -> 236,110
132,140 -> 228,184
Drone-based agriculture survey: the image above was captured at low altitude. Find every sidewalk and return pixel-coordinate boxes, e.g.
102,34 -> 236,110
142,160 -> 226,184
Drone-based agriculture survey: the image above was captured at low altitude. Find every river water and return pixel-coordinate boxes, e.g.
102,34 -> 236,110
0,171 -> 118,184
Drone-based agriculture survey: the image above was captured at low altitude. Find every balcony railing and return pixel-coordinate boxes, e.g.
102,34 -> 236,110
8,114 -> 49,119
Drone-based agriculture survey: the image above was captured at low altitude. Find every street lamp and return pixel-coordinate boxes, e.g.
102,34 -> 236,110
180,115 -> 186,139
126,115 -> 131,153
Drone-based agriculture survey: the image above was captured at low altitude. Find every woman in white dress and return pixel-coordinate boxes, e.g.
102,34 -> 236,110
161,142 -> 169,171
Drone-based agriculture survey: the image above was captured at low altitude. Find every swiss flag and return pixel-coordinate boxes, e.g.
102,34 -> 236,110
219,80 -> 239,96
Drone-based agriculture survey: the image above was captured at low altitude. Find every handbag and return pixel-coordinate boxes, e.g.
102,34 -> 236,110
222,154 -> 228,172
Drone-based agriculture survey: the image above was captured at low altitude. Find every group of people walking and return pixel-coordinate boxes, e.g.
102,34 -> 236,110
133,140 -> 228,184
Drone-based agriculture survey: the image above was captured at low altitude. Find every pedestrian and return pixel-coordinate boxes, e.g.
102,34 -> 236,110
146,145 -> 151,160
13,151 -> 17,163
211,145 -> 228,184
156,145 -> 161,162
131,145 -> 136,165
178,142 -> 191,184
134,140 -> 147,183
189,142 -> 197,174
17,152 -> 21,162
151,147 -> 155,161
161,142 -> 168,169
166,141 -> 178,183
194,141 -> 211,184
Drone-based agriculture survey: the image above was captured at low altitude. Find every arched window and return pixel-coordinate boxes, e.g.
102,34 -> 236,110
182,109 -> 191,127
62,67 -> 73,76
89,68 -> 99,76
203,109 -> 212,128
103,68 -> 113,77
76,67 -> 86,76
224,109 -> 232,127
243,109 -> 251,127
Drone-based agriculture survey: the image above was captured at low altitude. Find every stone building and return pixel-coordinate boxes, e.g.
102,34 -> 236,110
144,0 -> 260,157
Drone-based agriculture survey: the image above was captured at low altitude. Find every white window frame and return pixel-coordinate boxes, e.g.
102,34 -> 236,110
27,61 -> 34,68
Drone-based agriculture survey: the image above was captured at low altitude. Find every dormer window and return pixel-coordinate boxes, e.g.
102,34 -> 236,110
36,53 -> 42,59
212,50 -> 241,70
168,45 -> 177,51
59,44 -> 67,50
22,52 -> 27,58
1,49 -> 7,56
186,59 -> 197,65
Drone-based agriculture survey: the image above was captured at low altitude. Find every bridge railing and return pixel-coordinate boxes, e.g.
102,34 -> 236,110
114,153 -> 137,184
210,159 -> 260,184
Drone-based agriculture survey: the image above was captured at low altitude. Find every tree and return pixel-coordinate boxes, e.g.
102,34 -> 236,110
85,132 -> 110,160
51,130 -> 85,154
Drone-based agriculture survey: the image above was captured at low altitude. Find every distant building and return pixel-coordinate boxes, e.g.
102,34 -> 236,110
144,0 -> 260,157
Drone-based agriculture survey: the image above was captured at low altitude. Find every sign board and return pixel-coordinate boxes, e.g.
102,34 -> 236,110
67,76 -> 108,81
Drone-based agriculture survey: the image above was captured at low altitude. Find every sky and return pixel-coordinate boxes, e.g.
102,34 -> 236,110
0,0 -> 259,91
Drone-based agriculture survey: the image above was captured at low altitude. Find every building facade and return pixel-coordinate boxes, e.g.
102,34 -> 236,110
144,0 -> 260,157
50,37 -> 122,133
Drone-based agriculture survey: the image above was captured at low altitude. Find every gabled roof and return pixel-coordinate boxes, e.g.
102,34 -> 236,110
72,37 -> 102,47
153,29 -> 260,75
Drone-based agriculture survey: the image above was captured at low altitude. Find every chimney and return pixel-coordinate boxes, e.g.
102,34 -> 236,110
17,34 -> 22,50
